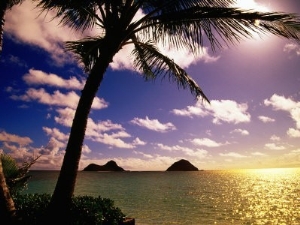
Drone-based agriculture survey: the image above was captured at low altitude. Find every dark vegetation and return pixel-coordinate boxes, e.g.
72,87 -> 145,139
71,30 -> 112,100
13,194 -> 126,225
1,154 -> 130,225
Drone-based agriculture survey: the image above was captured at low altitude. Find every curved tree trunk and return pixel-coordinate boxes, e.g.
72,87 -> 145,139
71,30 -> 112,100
0,3 -> 7,54
44,36 -> 122,224
0,157 -> 19,225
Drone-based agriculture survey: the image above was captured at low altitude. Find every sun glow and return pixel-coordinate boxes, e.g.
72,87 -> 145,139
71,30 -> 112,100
233,0 -> 269,12
242,167 -> 300,177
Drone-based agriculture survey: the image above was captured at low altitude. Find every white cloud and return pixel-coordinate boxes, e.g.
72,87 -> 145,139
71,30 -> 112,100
219,152 -> 248,158
133,151 -> 153,159
1,142 -> 36,160
156,143 -> 208,159
191,138 -> 223,147
258,115 -> 275,123
55,107 -> 75,127
172,104 -> 209,118
287,128 -> 300,138
132,138 -> 147,146
264,94 -> 299,111
284,43 -> 300,56
264,143 -> 286,150
5,0 -> 80,65
270,135 -> 280,141
11,88 -> 108,110
157,143 -> 190,152
82,145 -> 92,154
231,129 -> 249,136
92,133 -> 135,149
0,131 -> 32,146
43,127 -> 69,141
54,107 -> 144,149
86,119 -> 146,149
172,99 -> 251,124
264,94 -> 300,129
251,152 -> 267,156
23,69 -> 85,90
6,1 -> 219,71
131,116 -> 176,133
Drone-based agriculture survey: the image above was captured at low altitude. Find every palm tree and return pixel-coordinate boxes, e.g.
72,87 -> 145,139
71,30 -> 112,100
0,155 -> 17,224
0,0 -> 24,53
36,0 -> 300,221
0,153 -> 40,224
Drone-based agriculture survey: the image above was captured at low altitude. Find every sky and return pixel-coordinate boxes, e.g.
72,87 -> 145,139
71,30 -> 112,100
0,0 -> 299,171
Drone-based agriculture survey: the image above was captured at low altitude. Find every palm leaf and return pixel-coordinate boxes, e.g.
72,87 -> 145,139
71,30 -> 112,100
137,7 -> 300,51
132,38 -> 210,102
36,0 -> 102,30
66,37 -> 106,72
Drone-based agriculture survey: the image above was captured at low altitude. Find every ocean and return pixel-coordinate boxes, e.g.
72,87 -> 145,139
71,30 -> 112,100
22,168 -> 300,225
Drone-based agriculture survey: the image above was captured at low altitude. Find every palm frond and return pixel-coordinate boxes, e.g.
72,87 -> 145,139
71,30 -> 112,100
65,37 -> 106,73
140,0 -> 235,14
6,0 -> 24,9
35,0 -> 102,30
132,38 -> 209,102
138,7 -> 300,51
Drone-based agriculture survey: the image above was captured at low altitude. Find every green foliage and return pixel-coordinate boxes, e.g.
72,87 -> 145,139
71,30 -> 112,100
13,194 -> 126,225
1,154 -> 19,178
0,154 -> 39,194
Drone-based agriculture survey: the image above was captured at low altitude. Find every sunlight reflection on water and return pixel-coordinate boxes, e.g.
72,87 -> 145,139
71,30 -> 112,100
25,168 -> 300,225
232,168 -> 300,225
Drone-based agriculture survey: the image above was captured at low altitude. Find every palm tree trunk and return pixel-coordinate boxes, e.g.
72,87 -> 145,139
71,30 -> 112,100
44,37 -> 121,223
0,157 -> 18,225
0,3 -> 6,54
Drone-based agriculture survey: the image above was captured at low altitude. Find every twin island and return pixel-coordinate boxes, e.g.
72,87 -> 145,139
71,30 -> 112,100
83,159 -> 200,172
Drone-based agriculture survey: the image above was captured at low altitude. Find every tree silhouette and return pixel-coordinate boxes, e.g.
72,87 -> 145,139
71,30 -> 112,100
36,0 -> 300,222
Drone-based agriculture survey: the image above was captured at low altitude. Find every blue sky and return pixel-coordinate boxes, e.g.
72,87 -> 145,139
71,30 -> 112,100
0,0 -> 299,171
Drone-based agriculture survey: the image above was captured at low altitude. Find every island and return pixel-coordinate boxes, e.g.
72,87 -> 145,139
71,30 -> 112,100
83,160 -> 125,171
166,159 -> 199,171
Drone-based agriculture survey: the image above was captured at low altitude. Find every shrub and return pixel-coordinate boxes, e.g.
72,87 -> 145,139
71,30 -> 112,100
13,194 -> 126,225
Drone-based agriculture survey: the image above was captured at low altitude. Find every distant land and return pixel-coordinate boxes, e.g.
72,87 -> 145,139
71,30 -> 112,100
83,160 -> 125,171
83,159 -> 201,171
166,159 -> 199,171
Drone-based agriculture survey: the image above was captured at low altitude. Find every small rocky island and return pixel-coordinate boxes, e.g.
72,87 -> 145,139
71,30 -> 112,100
83,160 -> 125,171
166,159 -> 199,171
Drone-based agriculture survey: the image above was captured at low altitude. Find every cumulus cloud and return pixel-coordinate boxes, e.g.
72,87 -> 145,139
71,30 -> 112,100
53,107 -> 146,149
5,0 -> 80,65
251,152 -> 267,156
156,143 -> 208,159
264,94 -> 300,129
191,138 -> 224,147
264,143 -> 286,150
231,129 -> 249,136
287,128 -> 300,138
86,119 -> 145,149
270,135 -> 280,141
1,142 -> 37,161
258,115 -> 275,123
284,43 -> 300,56
219,152 -> 248,158
43,127 -> 69,141
131,116 -> 176,133
6,1 -> 219,71
55,107 -> 75,127
23,69 -> 85,90
0,131 -> 32,146
11,88 -> 108,109
132,138 -> 147,146
172,99 -> 251,124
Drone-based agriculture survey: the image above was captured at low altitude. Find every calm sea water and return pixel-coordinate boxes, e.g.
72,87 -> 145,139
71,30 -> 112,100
23,168 -> 300,225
